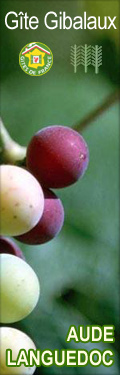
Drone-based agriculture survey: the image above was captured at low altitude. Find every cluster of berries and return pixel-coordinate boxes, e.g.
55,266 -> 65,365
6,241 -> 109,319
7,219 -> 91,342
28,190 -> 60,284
0,125 -> 89,375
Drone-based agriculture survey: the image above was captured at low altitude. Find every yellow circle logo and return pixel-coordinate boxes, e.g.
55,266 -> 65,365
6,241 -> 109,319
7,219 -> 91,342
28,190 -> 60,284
19,42 -> 53,76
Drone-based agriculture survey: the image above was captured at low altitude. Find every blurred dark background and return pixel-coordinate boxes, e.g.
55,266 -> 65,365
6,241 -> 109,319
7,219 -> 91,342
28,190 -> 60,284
0,1 -> 119,374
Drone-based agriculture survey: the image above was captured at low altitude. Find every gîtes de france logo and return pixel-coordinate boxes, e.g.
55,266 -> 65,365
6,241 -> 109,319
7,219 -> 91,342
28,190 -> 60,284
19,42 -> 53,76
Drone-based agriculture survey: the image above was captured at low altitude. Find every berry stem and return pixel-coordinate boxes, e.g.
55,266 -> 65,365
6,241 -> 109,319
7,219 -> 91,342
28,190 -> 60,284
74,90 -> 120,132
0,89 -> 119,165
0,118 -> 27,165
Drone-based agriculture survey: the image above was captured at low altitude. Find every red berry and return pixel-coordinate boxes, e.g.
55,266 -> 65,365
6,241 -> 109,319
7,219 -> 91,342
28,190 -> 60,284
26,126 -> 89,188
0,237 -> 25,260
15,189 -> 64,245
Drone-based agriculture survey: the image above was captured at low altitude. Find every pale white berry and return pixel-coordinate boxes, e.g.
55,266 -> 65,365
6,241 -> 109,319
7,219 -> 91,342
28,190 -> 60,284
0,254 -> 40,323
0,327 -> 36,374
0,165 -> 44,236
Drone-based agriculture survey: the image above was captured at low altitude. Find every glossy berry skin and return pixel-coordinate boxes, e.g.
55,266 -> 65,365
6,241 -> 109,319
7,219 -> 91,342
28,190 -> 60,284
27,126 -> 89,188
0,236 -> 25,260
16,188 -> 64,245
0,327 -> 36,375
0,165 -> 44,236
0,254 -> 40,323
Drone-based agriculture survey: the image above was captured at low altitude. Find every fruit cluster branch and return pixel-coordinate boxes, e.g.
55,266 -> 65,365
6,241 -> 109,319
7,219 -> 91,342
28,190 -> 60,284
0,118 -> 26,165
0,90 -> 119,167
74,90 -> 120,132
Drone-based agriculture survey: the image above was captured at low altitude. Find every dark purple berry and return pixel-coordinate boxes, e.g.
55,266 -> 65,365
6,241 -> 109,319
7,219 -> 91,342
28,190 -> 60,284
26,126 -> 89,188
0,236 -> 25,260
15,188 -> 64,245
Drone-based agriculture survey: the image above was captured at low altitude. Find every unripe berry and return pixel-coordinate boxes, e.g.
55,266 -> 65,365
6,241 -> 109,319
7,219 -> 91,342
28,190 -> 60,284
0,327 -> 36,374
0,254 -> 40,323
0,165 -> 44,236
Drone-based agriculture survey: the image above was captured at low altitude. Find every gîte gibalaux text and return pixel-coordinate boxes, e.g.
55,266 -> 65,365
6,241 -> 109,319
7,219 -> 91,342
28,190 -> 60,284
5,11 -> 117,30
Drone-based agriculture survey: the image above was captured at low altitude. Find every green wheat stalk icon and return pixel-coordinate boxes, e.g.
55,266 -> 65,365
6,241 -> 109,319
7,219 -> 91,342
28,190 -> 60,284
70,44 -> 81,73
80,44 -> 91,73
70,44 -> 102,74
91,45 -> 102,74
